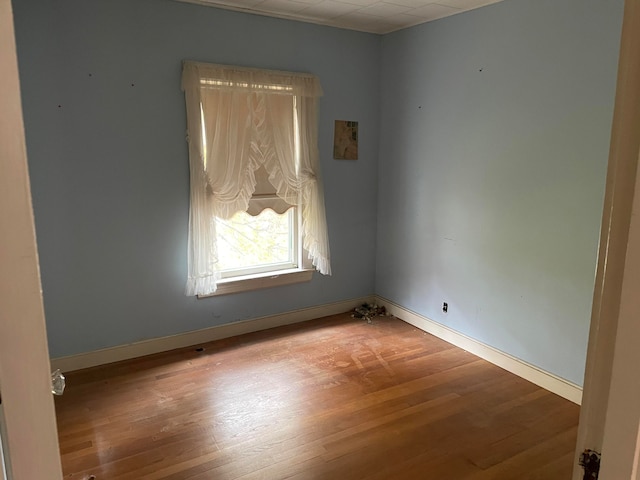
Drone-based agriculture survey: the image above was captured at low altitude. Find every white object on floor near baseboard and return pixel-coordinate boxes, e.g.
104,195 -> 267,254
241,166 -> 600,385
375,296 -> 583,405
50,296 -> 374,373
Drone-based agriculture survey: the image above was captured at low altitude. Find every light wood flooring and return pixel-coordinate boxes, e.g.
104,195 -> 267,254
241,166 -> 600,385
55,313 -> 580,479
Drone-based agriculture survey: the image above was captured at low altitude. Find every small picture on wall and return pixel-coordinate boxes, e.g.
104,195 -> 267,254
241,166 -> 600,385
333,120 -> 358,160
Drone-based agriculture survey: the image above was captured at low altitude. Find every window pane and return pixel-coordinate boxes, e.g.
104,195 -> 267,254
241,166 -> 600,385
216,208 -> 295,273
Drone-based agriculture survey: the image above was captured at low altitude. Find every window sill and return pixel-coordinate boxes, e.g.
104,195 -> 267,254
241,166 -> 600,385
198,268 -> 314,298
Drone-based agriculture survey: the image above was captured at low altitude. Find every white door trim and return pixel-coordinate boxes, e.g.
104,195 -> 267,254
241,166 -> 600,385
573,0 -> 640,477
0,1 -> 63,478
599,148 -> 640,478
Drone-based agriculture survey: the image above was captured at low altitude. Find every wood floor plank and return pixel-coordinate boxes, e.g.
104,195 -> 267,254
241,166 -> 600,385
55,313 -> 579,479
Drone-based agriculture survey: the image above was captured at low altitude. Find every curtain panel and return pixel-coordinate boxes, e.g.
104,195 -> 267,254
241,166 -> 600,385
182,61 -> 331,296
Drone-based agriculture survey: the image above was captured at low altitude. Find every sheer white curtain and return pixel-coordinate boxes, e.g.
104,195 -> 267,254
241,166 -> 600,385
182,61 -> 331,296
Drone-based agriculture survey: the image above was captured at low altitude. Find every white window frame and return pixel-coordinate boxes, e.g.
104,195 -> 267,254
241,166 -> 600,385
206,205 -> 313,297
216,205 -> 300,279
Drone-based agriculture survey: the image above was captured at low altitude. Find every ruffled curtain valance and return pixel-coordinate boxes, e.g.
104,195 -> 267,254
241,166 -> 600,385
182,61 -> 331,296
182,61 -> 324,97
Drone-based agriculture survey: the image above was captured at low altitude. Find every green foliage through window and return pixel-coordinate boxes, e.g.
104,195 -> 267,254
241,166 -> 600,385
216,208 -> 296,275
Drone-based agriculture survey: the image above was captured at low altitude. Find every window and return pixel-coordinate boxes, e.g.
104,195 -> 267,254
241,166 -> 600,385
182,61 -> 331,296
216,208 -> 298,277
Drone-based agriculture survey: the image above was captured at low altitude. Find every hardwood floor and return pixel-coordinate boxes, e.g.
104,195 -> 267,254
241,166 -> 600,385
55,313 -> 580,479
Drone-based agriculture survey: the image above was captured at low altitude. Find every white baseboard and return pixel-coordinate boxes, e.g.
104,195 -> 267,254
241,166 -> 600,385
51,295 -> 583,405
375,296 -> 583,405
51,296 -> 374,372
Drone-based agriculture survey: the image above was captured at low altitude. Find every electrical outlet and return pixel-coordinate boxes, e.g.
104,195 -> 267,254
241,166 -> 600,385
442,302 -> 448,313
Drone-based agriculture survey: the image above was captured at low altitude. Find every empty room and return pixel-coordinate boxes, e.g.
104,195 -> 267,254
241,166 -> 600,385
2,0 -> 635,478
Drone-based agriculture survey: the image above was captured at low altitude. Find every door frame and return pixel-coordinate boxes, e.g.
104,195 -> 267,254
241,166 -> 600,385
0,0 -> 63,478
573,0 -> 640,477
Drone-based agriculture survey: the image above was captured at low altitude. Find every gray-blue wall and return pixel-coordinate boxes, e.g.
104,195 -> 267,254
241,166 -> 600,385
377,0 -> 623,385
13,0 -> 381,358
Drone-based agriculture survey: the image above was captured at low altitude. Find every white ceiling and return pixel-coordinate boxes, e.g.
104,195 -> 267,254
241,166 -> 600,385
178,0 -> 505,34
